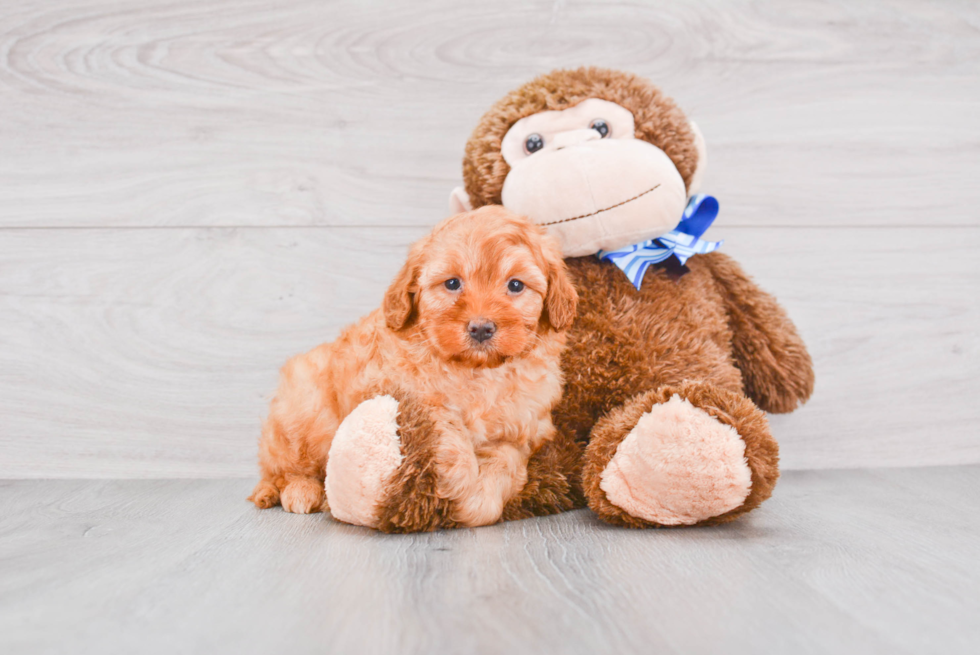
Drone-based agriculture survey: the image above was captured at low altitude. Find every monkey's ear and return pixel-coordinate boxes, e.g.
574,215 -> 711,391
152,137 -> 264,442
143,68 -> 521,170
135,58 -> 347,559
687,121 -> 708,197
449,186 -> 473,214
383,256 -> 419,331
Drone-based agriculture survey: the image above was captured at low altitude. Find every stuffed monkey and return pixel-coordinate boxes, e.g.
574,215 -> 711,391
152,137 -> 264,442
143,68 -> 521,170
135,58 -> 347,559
315,67 -> 814,531
450,67 -> 814,527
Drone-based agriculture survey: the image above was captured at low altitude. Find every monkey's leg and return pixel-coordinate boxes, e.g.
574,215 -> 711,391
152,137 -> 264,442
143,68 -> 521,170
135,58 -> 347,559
501,428 -> 584,521
582,381 -> 779,528
324,393 -> 458,532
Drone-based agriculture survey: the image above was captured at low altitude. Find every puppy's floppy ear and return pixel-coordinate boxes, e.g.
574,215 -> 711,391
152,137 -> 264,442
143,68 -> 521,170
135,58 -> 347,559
383,245 -> 423,331
540,237 -> 578,331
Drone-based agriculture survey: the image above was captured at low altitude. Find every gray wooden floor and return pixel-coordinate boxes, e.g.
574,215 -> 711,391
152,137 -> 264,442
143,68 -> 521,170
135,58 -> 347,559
2,466 -> 978,655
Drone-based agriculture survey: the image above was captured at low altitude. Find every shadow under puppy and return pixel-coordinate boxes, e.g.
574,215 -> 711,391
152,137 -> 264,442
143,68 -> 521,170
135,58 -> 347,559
249,206 -> 577,531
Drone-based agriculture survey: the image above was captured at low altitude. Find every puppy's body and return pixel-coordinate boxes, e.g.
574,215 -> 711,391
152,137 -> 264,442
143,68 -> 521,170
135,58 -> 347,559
250,207 -> 576,528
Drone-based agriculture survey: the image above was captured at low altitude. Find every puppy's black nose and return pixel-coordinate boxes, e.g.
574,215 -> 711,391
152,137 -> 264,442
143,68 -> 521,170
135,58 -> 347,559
467,320 -> 496,343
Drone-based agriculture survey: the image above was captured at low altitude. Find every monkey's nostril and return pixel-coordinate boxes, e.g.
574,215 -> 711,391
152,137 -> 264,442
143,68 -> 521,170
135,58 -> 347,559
467,320 -> 496,344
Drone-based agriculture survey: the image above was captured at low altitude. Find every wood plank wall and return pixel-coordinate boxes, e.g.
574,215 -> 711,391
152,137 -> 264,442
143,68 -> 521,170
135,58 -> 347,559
1,0 -> 978,477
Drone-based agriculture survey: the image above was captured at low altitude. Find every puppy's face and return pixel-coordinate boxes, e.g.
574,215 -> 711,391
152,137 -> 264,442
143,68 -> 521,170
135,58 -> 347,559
384,206 -> 577,367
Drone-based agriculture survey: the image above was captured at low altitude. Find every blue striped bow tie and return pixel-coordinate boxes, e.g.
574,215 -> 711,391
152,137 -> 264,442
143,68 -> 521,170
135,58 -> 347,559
597,194 -> 722,290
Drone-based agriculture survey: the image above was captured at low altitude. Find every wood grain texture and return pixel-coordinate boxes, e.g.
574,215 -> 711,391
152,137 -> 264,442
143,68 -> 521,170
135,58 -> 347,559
1,0 -> 978,477
1,467 -> 978,654
1,226 -> 977,477
0,0 -> 978,228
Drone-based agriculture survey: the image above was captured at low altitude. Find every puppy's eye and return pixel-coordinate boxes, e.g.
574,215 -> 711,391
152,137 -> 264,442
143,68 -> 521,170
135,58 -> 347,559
507,279 -> 525,294
444,278 -> 462,291
590,119 -> 610,138
524,133 -> 544,154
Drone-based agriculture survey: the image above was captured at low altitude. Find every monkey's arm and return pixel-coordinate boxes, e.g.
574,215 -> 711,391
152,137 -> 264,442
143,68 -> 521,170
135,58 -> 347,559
702,252 -> 814,414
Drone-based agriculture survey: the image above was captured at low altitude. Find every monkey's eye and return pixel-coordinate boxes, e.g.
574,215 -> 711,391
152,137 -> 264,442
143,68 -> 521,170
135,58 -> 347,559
590,119 -> 610,138
524,133 -> 544,154
444,278 -> 462,291
507,279 -> 525,294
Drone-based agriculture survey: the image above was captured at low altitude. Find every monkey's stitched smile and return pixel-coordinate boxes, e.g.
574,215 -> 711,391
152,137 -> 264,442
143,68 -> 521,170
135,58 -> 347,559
539,184 -> 661,227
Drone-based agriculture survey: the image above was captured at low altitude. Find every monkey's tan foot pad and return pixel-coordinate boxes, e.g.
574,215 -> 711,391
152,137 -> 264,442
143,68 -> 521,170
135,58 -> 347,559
599,395 -> 752,525
325,395 -> 403,528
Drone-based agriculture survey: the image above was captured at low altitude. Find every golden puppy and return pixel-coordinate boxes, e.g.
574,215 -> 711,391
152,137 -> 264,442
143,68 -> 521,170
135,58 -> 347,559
248,206 -> 577,530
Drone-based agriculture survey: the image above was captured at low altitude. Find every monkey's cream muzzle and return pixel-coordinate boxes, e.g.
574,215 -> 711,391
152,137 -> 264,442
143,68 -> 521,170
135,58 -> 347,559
501,138 -> 688,257
495,98 -> 700,258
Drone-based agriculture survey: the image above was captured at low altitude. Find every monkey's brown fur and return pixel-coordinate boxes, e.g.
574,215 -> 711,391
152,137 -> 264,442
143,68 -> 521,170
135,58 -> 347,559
373,391 -> 461,533
464,67 -> 700,209
368,386 -> 584,532
460,68 -> 814,527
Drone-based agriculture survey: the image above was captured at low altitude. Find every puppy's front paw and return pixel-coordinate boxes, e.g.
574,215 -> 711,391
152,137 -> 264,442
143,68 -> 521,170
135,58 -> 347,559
325,395 -> 403,528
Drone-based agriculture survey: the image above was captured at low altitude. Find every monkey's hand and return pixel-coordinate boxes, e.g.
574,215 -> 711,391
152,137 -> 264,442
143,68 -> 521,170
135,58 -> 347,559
703,252 -> 814,414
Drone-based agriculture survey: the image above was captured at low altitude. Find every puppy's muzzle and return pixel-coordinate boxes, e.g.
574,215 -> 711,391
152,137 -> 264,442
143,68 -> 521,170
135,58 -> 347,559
467,319 -> 496,344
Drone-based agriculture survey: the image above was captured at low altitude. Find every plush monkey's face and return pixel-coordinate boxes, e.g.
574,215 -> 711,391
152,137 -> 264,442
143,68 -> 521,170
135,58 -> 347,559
455,68 -> 707,258
499,98 -> 701,257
